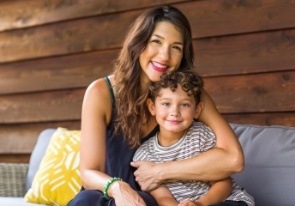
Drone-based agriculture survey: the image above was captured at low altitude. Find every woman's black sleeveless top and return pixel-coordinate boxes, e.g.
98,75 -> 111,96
104,76 -> 159,189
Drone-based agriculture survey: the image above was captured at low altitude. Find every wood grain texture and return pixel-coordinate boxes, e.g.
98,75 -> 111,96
0,89 -> 84,123
0,154 -> 30,163
0,0 -> 185,31
180,0 -> 295,38
224,112 -> 295,127
0,50 -> 117,94
0,11 -> 137,63
195,29 -> 295,76
0,121 -> 80,154
1,0 -> 294,36
204,71 -> 295,113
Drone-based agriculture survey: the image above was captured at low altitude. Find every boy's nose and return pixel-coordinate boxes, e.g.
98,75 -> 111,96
170,106 -> 180,116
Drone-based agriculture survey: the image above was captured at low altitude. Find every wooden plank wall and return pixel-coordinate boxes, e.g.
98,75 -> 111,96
0,0 -> 294,163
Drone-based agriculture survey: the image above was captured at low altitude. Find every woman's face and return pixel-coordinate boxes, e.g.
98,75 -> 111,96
139,21 -> 184,86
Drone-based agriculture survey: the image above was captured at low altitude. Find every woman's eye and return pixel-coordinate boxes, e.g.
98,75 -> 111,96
162,102 -> 169,106
172,45 -> 182,51
151,39 -> 161,44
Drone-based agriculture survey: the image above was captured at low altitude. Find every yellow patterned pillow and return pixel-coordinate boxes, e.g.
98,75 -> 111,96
25,127 -> 82,206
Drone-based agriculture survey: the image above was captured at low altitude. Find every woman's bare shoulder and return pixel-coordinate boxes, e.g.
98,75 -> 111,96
83,76 -> 113,123
85,77 -> 110,97
86,75 -> 114,92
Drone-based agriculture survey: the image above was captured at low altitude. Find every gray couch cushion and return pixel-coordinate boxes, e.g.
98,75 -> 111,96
231,124 -> 295,206
26,129 -> 56,191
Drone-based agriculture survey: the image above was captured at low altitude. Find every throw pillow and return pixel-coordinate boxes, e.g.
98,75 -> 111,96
25,127 -> 81,206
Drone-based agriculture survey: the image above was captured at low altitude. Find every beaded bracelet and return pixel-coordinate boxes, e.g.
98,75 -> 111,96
103,177 -> 123,199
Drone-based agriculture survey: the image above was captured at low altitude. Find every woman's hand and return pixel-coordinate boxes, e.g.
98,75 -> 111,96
131,161 -> 162,191
109,180 -> 146,206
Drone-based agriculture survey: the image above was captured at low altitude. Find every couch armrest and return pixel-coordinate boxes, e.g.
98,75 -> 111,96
0,163 -> 29,197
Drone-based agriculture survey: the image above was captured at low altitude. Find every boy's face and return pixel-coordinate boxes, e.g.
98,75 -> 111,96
148,86 -> 201,135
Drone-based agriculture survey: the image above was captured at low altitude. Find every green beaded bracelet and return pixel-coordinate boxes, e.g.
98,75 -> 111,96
103,177 -> 123,199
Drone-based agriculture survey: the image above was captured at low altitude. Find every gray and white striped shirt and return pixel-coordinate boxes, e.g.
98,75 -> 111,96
133,121 -> 254,206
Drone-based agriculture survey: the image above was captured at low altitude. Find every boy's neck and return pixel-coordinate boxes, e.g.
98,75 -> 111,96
157,129 -> 187,147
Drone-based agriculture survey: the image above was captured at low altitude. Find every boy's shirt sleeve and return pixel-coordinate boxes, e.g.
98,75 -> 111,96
198,123 -> 216,153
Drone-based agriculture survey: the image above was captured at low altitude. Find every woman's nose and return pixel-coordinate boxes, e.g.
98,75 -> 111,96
159,45 -> 170,61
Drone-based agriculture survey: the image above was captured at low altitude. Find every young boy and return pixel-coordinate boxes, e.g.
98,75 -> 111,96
133,70 -> 254,206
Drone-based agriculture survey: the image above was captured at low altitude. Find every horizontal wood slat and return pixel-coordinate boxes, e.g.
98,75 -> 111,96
196,29 -> 295,76
0,0 -> 186,32
205,71 -> 295,113
1,0 -> 295,63
0,121 -> 80,154
0,50 -> 116,94
0,10 -> 138,63
180,0 -> 295,38
0,89 -> 85,123
0,154 -> 30,163
224,112 -> 295,127
1,0 -> 294,37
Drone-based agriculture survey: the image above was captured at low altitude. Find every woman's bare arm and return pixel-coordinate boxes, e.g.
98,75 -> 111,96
80,78 -> 146,205
80,78 -> 111,190
132,90 -> 244,191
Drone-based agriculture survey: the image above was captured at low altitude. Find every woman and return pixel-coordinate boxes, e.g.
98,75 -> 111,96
69,5 -> 244,206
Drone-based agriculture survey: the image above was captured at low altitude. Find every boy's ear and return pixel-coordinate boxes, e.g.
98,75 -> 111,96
147,98 -> 156,116
194,102 -> 204,120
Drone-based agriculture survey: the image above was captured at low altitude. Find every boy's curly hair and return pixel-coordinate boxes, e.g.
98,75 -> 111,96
149,70 -> 204,104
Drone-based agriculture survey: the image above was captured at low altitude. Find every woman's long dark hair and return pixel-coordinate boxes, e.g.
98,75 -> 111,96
113,5 -> 194,148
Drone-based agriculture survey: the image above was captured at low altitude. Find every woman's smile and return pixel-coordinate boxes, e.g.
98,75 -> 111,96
139,21 -> 184,83
151,61 -> 169,72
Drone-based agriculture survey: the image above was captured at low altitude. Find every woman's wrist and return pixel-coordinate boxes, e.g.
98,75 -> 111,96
156,161 -> 170,182
195,197 -> 209,206
103,177 -> 123,199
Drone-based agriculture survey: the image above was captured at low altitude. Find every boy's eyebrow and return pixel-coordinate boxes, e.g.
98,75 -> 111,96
159,97 -> 194,102
152,34 -> 183,45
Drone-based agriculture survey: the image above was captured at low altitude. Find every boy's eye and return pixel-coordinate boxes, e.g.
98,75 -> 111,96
182,103 -> 190,107
161,102 -> 170,106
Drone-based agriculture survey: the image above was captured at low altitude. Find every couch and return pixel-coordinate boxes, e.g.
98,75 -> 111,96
0,124 -> 294,206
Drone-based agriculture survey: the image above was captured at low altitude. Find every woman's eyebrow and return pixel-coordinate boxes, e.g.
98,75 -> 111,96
152,34 -> 183,45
